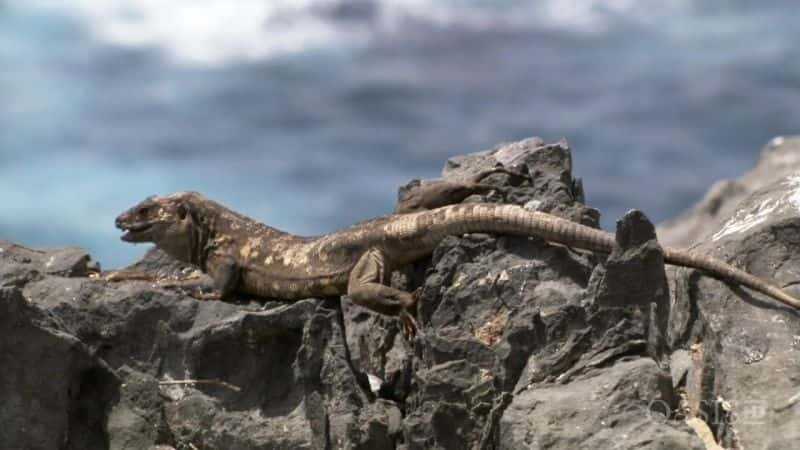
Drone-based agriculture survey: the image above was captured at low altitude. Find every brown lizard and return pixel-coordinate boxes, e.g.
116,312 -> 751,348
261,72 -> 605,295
115,191 -> 800,336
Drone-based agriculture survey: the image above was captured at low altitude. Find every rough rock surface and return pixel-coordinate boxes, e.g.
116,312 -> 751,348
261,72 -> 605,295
2,136 -> 798,449
666,172 -> 800,450
658,135 -> 800,247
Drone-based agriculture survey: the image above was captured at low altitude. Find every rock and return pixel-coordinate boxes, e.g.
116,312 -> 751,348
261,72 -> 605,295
443,136 -> 546,179
399,139 -> 703,448
5,135 -> 797,449
0,240 -> 97,287
670,349 -> 691,388
658,135 -> 800,247
590,210 -> 671,363
403,360 -> 493,449
1,239 -> 401,449
106,367 -> 168,450
593,210 -> 669,311
497,209 -> 700,449
123,246 -> 197,279
442,137 -> 599,227
341,295 -> 414,401
500,358 -> 704,450
667,173 -> 800,449
0,286 -> 119,450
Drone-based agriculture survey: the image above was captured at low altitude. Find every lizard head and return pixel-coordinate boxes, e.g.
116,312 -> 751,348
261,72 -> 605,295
115,192 -> 201,245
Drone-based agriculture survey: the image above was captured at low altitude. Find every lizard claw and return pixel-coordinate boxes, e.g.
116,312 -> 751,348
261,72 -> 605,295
400,310 -> 420,341
100,270 -> 155,282
194,290 -> 223,301
399,289 -> 422,340
158,280 -> 222,301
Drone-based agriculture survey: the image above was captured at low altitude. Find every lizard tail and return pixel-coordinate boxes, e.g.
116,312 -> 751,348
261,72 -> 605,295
412,203 -> 800,310
662,247 -> 800,309
415,203 -> 617,253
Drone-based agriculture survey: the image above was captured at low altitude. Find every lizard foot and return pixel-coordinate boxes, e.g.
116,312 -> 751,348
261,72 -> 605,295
157,279 -> 222,301
400,310 -> 420,340
191,290 -> 223,301
400,288 -> 422,340
99,270 -> 156,282
172,287 -> 222,301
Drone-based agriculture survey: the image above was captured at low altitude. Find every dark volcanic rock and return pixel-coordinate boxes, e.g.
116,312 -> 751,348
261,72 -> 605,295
497,209 -> 695,450
0,286 -> 119,450
0,240 -> 98,288
5,136 -> 797,449
1,242 -> 401,449
500,358 -> 702,449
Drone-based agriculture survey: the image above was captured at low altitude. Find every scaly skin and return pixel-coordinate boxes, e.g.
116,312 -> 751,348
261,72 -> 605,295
115,191 -> 800,336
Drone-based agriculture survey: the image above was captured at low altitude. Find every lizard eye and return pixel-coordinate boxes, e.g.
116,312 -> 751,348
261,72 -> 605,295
138,207 -> 150,216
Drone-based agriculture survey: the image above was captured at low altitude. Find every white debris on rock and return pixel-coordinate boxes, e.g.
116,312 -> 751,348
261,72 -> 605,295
712,174 -> 800,241
785,174 -> 800,210
711,199 -> 778,241
367,373 -> 383,394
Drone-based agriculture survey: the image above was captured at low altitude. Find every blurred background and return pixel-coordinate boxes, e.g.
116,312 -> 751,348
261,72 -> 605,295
2,0 -> 799,268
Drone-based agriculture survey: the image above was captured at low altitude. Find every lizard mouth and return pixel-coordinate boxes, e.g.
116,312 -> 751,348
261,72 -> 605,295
120,223 -> 154,242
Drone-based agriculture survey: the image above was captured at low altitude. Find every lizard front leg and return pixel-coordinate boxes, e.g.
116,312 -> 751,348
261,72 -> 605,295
101,269 -> 220,300
347,248 -> 419,338
205,255 -> 240,300
163,255 -> 240,300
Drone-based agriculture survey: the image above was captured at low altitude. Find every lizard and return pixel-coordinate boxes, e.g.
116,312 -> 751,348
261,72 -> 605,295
115,191 -> 800,337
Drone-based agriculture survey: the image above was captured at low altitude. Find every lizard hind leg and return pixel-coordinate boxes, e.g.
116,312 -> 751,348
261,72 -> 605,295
347,248 -> 419,339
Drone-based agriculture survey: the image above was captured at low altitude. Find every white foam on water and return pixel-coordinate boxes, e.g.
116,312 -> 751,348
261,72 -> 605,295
30,0 -> 370,65
25,0 -> 693,66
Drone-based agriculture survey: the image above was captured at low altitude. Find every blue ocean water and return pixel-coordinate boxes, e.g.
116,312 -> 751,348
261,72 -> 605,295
2,1 -> 799,268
